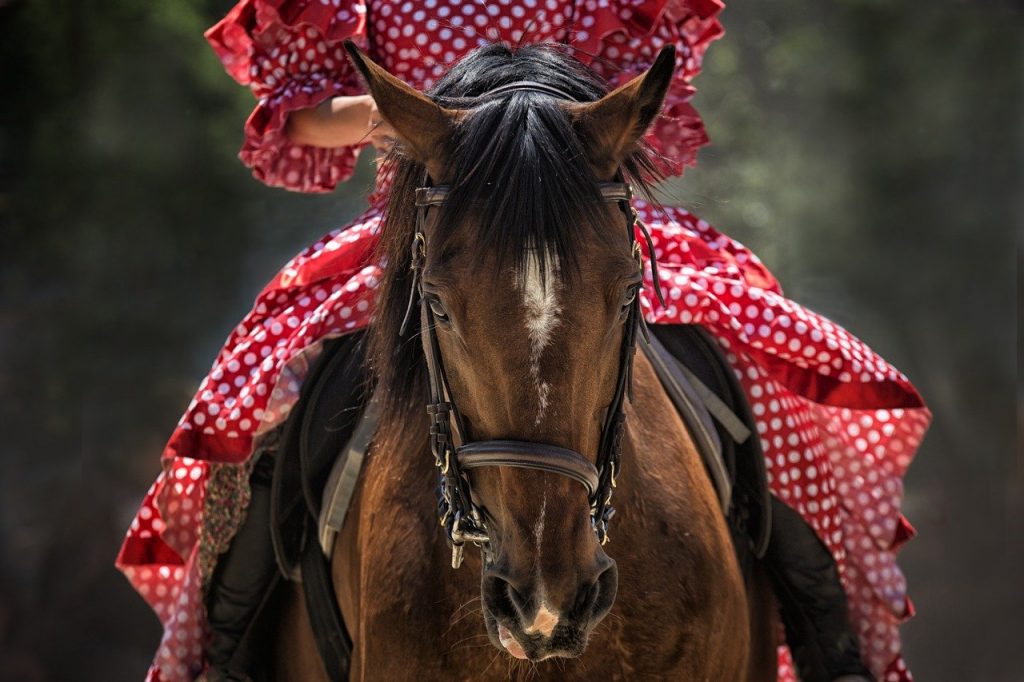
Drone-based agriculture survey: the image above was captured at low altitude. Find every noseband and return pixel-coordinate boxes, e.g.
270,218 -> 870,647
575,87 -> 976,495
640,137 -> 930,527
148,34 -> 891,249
401,82 -> 665,569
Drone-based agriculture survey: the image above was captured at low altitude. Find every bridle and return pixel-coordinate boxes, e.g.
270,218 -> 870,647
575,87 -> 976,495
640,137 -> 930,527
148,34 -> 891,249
399,81 -> 665,569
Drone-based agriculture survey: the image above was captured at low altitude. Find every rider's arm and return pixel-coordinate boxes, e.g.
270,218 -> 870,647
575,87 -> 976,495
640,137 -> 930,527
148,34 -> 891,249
287,95 -> 394,151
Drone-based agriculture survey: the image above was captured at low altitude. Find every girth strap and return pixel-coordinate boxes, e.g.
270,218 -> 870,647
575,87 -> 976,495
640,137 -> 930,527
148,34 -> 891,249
642,334 -> 732,512
301,517 -> 350,682
456,441 -> 600,497
675,361 -> 751,444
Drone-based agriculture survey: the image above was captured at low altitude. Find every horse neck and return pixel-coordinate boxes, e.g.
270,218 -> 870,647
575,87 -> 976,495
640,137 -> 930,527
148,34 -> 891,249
615,349 -> 736,554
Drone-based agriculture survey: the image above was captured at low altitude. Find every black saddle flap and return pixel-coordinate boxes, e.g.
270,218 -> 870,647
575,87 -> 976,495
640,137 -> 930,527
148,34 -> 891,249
270,332 -> 368,579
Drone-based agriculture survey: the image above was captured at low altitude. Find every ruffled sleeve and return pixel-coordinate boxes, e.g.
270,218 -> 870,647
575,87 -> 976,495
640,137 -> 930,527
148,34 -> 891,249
205,0 -> 370,192
571,0 -> 725,177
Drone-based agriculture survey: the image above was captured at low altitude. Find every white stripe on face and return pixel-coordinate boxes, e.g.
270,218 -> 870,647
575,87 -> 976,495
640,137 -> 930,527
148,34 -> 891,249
520,251 -> 561,426
522,602 -> 560,638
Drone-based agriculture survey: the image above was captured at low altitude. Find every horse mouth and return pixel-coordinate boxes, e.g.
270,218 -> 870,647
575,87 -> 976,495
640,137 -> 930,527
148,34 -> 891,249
497,623 -> 529,659
484,612 -> 584,662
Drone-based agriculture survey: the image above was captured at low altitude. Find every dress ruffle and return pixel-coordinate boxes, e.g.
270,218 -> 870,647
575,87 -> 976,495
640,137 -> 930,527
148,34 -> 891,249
635,200 -> 927,681
207,0 -> 725,193
122,3 -> 926,680
571,0 -> 725,176
205,0 -> 370,192
118,202 -> 927,682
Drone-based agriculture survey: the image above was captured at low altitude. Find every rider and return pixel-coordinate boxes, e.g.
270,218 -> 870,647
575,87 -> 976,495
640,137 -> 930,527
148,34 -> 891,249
116,1 -> 930,681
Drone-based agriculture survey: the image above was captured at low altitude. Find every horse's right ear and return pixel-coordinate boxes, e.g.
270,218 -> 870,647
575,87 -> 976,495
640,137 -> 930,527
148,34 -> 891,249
567,45 -> 676,179
344,41 -> 460,181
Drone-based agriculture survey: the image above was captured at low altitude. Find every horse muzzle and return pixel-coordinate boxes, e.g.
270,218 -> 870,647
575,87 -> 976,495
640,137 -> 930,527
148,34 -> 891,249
480,558 -> 618,661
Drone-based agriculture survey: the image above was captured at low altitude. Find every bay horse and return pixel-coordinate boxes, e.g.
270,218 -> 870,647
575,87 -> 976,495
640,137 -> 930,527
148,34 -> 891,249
274,42 -> 777,681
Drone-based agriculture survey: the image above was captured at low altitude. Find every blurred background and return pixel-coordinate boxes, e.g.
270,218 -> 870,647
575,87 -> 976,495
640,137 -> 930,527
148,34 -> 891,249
0,0 -> 1019,679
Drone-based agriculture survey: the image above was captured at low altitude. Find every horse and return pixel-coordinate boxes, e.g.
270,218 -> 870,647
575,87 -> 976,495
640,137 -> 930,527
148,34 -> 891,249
272,42 -> 778,681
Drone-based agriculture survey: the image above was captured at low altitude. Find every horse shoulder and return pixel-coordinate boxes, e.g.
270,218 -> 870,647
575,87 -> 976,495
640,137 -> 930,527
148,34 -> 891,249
611,352 -> 752,679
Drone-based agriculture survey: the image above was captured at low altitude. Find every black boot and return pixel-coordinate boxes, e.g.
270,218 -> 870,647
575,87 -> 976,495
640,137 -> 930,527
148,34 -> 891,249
765,496 -> 874,682
204,453 -> 281,681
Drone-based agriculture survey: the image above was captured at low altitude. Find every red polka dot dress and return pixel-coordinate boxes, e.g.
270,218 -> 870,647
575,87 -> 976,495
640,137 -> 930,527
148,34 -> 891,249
115,1 -> 930,680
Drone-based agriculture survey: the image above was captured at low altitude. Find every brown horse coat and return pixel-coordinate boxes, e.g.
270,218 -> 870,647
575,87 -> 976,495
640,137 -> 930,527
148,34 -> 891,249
275,353 -> 775,681
274,42 -> 776,681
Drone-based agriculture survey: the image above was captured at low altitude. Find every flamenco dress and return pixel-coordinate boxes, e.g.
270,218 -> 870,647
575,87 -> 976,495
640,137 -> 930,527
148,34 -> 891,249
115,0 -> 931,680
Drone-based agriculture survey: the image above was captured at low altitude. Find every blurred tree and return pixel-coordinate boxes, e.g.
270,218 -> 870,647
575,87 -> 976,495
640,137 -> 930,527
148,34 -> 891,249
0,1 -> 373,677
670,2 -> 1021,678
0,0 -> 1019,679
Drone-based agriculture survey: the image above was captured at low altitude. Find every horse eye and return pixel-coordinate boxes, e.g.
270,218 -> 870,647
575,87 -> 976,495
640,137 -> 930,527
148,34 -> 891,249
622,287 -> 638,309
428,298 -> 449,321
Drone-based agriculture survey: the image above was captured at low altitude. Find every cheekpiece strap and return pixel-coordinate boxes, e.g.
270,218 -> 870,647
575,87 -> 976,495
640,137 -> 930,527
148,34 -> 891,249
411,172 -> 645,556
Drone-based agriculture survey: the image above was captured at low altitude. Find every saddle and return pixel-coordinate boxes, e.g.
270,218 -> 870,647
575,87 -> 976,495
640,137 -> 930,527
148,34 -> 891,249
266,325 -> 770,681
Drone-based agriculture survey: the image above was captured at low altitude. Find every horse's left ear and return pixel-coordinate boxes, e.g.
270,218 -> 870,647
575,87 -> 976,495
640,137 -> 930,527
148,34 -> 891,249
568,45 -> 676,179
344,41 -> 461,180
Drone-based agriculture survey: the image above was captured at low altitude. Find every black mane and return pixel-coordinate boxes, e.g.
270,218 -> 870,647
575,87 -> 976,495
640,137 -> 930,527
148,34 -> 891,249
368,43 -> 661,429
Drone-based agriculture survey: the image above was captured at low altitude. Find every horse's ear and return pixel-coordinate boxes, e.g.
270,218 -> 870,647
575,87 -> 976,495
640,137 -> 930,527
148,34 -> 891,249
568,45 -> 676,179
344,41 -> 459,180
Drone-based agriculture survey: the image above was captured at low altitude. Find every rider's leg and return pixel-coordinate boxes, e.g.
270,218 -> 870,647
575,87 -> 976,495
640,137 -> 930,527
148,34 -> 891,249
203,334 -> 367,681
204,452 -> 279,681
765,495 -> 873,682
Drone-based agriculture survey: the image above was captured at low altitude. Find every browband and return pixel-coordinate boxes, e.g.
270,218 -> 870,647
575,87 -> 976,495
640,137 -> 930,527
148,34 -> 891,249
470,80 -> 581,102
415,182 -> 632,208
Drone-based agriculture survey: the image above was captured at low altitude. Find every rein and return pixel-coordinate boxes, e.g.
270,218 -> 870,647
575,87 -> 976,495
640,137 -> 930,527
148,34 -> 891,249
400,83 -> 665,569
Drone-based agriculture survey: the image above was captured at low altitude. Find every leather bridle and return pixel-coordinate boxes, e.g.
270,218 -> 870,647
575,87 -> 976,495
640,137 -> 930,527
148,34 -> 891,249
400,82 -> 665,569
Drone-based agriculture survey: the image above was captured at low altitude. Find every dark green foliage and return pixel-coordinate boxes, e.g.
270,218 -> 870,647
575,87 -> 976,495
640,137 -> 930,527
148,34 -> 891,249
0,1 -> 373,677
0,0 -> 1018,679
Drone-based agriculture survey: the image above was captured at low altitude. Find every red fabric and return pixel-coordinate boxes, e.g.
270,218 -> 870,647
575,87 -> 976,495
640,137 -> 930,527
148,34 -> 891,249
574,0 -> 725,175
117,1 -> 929,680
205,0 -> 370,191
202,0 -> 723,192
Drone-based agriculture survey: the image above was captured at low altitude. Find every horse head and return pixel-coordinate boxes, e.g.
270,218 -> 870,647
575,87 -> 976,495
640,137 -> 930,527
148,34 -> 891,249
352,41 -> 675,662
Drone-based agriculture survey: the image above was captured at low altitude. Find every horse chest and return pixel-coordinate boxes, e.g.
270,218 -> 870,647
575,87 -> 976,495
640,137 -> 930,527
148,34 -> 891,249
330,414 -> 749,680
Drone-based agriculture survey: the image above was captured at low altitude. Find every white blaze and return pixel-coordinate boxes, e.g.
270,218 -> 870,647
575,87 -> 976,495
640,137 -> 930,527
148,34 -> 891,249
518,256 -> 564,640
520,251 -> 560,425
523,602 -> 560,638
533,488 -> 547,557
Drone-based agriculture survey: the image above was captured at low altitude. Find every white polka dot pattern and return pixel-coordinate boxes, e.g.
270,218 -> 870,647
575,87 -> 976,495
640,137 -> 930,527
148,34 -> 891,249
118,2 -> 929,680
206,0 -> 724,192
118,199 -> 928,681
207,0 -> 372,192
117,464 -> 208,682
634,201 -> 927,681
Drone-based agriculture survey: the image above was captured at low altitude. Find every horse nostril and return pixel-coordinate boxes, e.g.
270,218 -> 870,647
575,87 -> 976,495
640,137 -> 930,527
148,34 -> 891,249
569,559 -> 618,619
506,583 -> 529,616
588,560 -> 618,621
575,578 -> 600,612
482,572 -> 528,623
